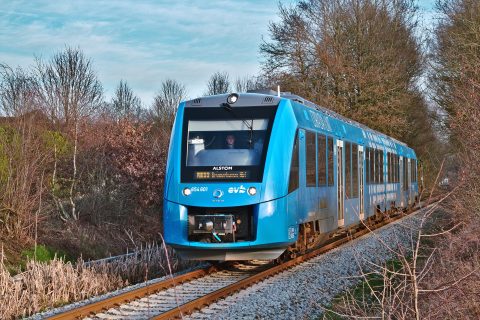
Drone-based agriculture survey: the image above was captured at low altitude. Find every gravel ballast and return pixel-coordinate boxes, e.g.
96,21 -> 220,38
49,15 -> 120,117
30,208 -> 426,320
186,211 -> 423,320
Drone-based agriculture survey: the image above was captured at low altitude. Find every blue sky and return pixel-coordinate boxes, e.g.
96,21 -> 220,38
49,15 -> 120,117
0,0 -> 436,106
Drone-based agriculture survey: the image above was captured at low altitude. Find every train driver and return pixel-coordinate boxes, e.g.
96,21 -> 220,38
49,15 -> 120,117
225,134 -> 235,149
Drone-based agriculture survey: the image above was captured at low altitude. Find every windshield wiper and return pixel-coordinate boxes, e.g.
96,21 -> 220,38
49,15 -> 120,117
220,103 -> 254,149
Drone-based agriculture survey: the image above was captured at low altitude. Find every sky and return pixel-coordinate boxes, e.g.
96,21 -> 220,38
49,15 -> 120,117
0,0 -> 437,107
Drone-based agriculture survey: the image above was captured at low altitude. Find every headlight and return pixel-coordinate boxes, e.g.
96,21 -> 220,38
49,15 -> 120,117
247,187 -> 257,196
227,93 -> 239,104
182,187 -> 192,196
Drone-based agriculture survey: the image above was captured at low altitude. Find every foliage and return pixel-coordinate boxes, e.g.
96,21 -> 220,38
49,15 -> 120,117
105,120 -> 165,208
262,0 -> 441,190
42,130 -> 70,157
262,0 -> 421,134
21,244 -> 68,263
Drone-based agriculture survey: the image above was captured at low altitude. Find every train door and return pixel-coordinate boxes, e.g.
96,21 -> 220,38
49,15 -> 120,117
358,146 -> 365,220
336,140 -> 345,227
399,156 -> 404,207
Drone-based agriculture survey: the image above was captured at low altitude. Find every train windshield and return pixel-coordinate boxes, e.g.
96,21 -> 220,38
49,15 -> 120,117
181,106 -> 277,182
186,119 -> 268,167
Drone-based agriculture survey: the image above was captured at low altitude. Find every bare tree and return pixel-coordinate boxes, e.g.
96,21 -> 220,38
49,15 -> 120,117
234,75 -> 264,93
261,0 -> 424,139
151,79 -> 186,126
0,64 -> 38,116
205,71 -> 231,95
36,47 -> 103,126
110,80 -> 142,120
36,46 -> 103,221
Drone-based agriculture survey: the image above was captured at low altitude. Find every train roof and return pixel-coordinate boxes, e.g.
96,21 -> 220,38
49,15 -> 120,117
185,91 -> 409,150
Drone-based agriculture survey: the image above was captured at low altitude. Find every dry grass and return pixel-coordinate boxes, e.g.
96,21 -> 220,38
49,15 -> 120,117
0,243 -> 196,319
323,183 -> 480,319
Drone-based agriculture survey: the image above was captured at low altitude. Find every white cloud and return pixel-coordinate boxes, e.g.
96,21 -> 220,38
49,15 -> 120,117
0,0 -> 279,105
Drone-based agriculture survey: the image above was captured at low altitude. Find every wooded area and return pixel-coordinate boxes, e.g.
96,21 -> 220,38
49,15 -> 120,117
0,0 -> 478,318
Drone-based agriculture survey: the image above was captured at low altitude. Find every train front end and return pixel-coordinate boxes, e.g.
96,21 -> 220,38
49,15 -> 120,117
163,93 -> 297,260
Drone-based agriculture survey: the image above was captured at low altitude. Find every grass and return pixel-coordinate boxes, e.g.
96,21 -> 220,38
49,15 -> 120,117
0,242 -> 197,319
21,244 -> 71,263
322,259 -> 405,320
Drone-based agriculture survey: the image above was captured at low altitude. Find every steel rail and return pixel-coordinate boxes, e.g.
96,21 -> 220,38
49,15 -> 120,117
46,266 -> 218,320
48,201 -> 436,320
151,209 -> 415,319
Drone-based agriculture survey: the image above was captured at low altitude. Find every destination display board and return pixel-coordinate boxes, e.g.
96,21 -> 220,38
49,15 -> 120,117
194,171 -> 250,180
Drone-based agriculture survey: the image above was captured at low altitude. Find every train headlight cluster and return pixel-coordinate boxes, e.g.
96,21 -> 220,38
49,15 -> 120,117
247,187 -> 257,196
182,187 -> 192,196
227,93 -> 239,104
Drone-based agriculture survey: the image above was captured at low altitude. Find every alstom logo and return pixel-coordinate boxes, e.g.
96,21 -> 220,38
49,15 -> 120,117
213,166 -> 233,171
228,185 -> 246,194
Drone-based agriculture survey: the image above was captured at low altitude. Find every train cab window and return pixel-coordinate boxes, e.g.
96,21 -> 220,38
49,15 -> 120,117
181,106 -> 277,182
288,133 -> 300,193
352,144 -> 358,198
186,119 -> 268,166
345,142 -> 352,198
327,137 -> 334,186
318,135 -> 327,185
306,131 -> 316,187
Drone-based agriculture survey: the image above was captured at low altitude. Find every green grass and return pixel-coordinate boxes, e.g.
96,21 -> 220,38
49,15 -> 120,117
20,244 -> 72,266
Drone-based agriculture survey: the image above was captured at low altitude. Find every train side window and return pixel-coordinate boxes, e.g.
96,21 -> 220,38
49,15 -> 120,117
410,159 -> 414,183
413,159 -> 417,182
394,154 -> 397,183
327,137 -> 334,186
388,152 -> 392,183
345,142 -> 352,199
288,133 -> 299,193
378,149 -> 381,184
393,154 -> 396,183
396,155 -> 399,183
306,131 -> 316,187
370,148 -> 375,184
406,158 -> 409,188
413,160 -> 416,182
373,149 -> 377,184
392,154 -> 396,182
366,148 -> 370,184
352,144 -> 358,198
380,150 -> 384,183
392,154 -> 395,183
413,159 -> 418,182
377,150 -> 381,183
318,135 -> 327,186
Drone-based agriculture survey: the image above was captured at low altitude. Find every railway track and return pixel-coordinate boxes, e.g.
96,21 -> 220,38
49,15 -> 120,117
47,202 -> 434,320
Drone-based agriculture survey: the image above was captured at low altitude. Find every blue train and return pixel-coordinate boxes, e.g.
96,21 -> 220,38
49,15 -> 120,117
163,92 -> 419,260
